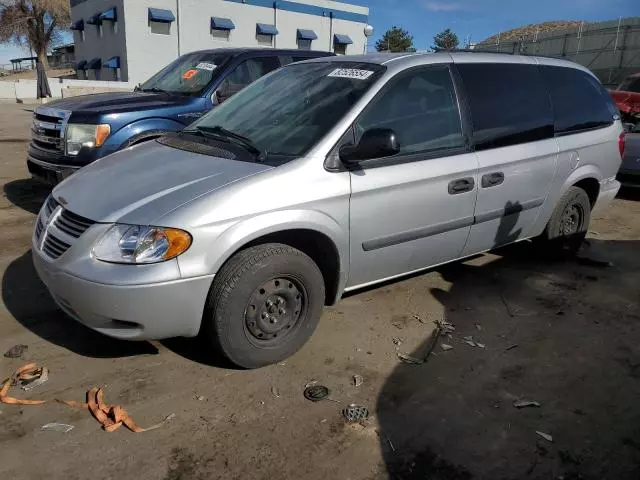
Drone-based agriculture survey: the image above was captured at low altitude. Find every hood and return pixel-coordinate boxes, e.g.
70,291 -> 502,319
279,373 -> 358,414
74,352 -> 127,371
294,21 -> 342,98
52,140 -> 271,224
45,91 -> 194,116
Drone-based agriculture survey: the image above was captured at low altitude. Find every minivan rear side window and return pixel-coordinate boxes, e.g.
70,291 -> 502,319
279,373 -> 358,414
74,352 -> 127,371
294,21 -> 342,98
457,63 -> 554,151
540,66 -> 615,135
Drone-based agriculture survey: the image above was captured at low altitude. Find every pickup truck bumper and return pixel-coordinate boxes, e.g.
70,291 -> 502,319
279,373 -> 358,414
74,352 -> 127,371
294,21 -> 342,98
27,155 -> 81,185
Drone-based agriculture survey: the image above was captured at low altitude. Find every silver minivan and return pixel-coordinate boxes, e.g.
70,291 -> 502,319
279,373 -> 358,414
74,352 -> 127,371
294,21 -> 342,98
32,52 -> 624,368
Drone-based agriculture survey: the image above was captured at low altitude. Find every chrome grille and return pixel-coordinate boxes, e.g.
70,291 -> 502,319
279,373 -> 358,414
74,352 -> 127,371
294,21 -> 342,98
54,209 -> 95,238
31,111 -> 66,152
42,234 -> 71,259
37,198 -> 96,260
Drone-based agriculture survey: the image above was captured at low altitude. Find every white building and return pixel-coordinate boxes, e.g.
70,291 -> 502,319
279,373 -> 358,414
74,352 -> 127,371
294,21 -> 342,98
70,0 -> 371,85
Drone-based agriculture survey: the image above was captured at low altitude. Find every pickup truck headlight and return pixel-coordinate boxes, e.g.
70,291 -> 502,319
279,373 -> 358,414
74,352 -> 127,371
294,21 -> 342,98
65,123 -> 110,156
93,225 -> 192,264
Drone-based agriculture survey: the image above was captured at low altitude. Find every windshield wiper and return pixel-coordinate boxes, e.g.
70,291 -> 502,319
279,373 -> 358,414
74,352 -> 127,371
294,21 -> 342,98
140,87 -> 172,95
196,125 -> 267,161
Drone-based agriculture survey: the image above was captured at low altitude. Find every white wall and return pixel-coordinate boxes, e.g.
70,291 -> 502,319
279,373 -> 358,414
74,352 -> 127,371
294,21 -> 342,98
178,0 -> 368,56
0,78 -> 136,101
71,0 -> 129,81
123,0 -> 180,86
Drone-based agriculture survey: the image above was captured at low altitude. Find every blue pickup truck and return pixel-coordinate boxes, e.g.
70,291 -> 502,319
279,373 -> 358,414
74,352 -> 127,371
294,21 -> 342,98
28,48 -> 333,184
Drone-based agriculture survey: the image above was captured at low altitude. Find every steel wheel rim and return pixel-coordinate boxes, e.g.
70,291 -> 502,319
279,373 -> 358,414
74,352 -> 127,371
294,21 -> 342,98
560,203 -> 583,236
244,276 -> 307,347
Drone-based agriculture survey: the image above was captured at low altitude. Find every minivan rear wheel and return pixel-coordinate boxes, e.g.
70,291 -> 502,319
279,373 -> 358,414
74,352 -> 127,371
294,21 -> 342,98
202,243 -> 325,369
537,186 -> 591,256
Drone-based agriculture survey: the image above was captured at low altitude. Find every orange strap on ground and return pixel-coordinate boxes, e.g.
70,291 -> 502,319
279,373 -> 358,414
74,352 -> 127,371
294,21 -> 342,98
1,363 -> 172,433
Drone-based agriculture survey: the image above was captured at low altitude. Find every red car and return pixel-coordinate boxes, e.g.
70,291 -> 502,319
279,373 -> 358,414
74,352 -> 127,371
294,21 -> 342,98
610,73 -> 640,127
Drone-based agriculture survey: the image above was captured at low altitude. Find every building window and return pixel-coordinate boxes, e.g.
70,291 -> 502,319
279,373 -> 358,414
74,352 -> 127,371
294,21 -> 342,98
212,29 -> 230,41
150,21 -> 171,35
334,43 -> 347,55
297,39 -> 312,50
256,33 -> 273,46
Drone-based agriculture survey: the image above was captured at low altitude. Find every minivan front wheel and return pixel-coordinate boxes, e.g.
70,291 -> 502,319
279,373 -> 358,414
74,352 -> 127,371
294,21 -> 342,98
538,186 -> 591,256
202,243 -> 325,368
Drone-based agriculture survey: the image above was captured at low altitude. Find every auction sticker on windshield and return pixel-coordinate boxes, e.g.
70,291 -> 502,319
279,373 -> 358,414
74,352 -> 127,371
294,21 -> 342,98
196,62 -> 217,71
328,68 -> 374,80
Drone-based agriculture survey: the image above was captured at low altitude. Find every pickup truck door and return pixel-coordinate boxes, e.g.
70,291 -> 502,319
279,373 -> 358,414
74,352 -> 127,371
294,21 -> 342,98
347,65 -> 479,288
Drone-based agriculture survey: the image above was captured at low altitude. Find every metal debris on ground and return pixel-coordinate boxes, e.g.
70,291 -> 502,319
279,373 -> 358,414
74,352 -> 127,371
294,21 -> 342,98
41,423 -> 74,433
441,344 -> 454,351
411,313 -> 426,324
392,337 -> 403,347
343,404 -> 369,422
303,385 -> 330,402
476,343 -> 486,349
397,352 -> 424,365
506,344 -> 519,351
434,318 -> 455,334
353,375 -> 364,387
3,344 -> 28,359
387,436 -> 396,452
271,386 -> 280,398
536,431 -> 553,442
195,395 -> 205,401
19,366 -> 48,391
304,380 -> 319,388
277,362 -> 287,366
514,400 -> 541,408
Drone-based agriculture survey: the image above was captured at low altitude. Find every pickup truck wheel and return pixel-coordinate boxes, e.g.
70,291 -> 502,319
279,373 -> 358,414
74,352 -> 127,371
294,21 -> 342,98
537,186 -> 591,256
202,243 -> 325,369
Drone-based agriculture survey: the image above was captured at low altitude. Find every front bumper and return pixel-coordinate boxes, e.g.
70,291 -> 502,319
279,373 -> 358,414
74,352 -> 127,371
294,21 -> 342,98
27,156 -> 81,185
32,244 -> 214,341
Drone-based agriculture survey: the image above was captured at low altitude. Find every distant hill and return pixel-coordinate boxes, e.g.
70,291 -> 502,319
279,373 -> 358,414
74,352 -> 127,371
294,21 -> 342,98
480,21 -> 586,44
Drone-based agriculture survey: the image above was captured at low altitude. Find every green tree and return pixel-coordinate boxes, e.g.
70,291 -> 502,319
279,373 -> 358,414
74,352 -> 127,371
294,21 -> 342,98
0,0 -> 71,68
375,26 -> 414,53
432,28 -> 459,51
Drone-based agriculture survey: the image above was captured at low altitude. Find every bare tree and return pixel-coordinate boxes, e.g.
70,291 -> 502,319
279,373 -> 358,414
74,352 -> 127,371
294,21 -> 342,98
0,0 -> 70,68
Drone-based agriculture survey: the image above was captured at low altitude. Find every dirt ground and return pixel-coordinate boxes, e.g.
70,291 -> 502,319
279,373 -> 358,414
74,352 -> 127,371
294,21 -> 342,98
1,102 -> 639,479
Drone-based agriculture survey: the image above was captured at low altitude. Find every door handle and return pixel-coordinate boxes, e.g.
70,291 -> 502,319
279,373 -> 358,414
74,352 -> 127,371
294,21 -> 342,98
481,172 -> 505,188
448,177 -> 475,195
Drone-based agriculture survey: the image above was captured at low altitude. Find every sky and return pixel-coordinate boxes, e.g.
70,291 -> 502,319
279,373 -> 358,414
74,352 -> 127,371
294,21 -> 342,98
360,0 -> 638,51
1,0 -> 638,65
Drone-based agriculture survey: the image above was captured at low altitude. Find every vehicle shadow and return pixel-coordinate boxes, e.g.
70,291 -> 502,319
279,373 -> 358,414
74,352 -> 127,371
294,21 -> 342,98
3,178 -> 51,215
617,186 -> 640,201
2,251 -> 158,358
376,212 -> 640,477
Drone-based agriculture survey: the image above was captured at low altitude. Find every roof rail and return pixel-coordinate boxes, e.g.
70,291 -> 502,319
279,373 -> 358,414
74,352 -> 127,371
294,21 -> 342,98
444,48 -> 566,61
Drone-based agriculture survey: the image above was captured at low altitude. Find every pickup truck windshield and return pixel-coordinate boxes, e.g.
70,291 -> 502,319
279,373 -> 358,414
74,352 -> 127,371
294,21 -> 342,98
188,62 -> 386,157
139,52 -> 230,96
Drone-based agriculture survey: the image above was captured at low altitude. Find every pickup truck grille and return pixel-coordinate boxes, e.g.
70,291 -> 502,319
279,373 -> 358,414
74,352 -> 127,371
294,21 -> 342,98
31,111 -> 66,153
36,197 -> 96,260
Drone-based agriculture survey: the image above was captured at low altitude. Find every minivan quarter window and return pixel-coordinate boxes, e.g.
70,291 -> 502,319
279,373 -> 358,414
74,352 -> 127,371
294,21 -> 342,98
355,66 -> 465,159
457,63 -> 554,150
540,66 -> 616,135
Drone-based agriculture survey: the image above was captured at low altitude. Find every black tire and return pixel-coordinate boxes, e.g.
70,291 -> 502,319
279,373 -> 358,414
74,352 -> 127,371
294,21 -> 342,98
202,243 -> 325,369
537,186 -> 591,256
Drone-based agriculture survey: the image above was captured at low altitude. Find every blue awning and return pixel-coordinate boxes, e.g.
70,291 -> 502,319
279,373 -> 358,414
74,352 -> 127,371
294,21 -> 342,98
87,58 -> 102,69
333,34 -> 353,45
256,23 -> 279,36
100,7 -> 117,22
148,8 -> 175,23
86,14 -> 102,25
70,19 -> 84,31
104,56 -> 120,69
76,60 -> 87,70
297,29 -> 318,40
211,17 -> 235,30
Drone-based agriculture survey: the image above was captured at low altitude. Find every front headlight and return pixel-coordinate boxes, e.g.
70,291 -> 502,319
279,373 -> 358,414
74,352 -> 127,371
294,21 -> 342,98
65,123 -> 110,156
93,224 -> 192,264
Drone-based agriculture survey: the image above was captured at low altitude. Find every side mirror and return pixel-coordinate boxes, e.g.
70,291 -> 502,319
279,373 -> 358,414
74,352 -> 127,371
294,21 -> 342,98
339,128 -> 400,164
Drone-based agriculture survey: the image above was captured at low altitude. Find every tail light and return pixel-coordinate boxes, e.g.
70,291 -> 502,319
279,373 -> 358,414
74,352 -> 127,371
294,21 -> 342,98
619,132 -> 626,159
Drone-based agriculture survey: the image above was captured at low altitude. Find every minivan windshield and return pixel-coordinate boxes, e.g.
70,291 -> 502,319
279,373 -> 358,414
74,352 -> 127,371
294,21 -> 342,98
187,62 -> 386,157
139,52 -> 231,96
